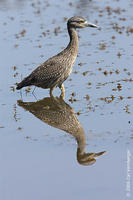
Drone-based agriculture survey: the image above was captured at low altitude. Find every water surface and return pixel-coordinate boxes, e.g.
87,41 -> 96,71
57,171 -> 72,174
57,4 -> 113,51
0,0 -> 133,199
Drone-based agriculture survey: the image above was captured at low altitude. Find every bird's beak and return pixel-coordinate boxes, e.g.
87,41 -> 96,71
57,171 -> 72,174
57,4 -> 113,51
84,21 -> 99,28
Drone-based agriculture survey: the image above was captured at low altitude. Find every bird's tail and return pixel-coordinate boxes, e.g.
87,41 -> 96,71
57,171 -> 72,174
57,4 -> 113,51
16,76 -> 32,90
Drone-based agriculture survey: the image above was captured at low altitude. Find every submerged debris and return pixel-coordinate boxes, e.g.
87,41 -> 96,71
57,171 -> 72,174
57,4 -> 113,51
99,43 -> 106,50
54,26 -> 60,35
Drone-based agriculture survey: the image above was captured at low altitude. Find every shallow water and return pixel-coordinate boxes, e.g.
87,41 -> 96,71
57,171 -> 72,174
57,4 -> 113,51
0,0 -> 133,199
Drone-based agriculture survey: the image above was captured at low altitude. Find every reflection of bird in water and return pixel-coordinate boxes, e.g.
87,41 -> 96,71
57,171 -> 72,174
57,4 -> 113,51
17,97 -> 105,166
16,16 -> 98,99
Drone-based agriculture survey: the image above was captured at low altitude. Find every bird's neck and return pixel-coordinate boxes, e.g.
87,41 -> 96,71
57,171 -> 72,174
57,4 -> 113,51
74,127 -> 86,154
67,27 -> 79,56
76,130 -> 86,154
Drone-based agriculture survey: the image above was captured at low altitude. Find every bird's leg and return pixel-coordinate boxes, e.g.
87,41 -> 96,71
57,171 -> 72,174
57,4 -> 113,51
32,86 -> 36,94
32,92 -> 38,101
50,87 -> 55,98
59,84 -> 65,99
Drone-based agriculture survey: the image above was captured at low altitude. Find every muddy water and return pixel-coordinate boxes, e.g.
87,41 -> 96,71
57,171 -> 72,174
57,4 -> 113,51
0,0 -> 133,200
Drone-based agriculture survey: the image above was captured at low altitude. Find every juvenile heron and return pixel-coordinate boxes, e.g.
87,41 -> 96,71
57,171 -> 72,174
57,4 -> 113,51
16,16 -> 98,98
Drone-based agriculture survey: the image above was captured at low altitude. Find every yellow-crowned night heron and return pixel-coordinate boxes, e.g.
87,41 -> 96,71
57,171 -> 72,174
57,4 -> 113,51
18,97 -> 105,166
16,16 -> 98,98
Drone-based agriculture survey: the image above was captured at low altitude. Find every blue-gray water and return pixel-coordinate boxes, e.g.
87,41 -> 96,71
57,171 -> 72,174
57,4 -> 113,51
0,0 -> 133,199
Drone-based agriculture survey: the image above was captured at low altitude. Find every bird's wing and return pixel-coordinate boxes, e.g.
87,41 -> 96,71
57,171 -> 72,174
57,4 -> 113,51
29,58 -> 65,85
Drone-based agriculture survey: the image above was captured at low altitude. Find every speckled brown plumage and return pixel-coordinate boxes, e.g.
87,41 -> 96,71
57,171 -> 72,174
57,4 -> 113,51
18,96 -> 105,165
16,16 -> 98,98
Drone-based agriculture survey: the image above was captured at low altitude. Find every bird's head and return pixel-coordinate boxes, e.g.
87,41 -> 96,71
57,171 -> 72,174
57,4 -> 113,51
67,16 -> 98,29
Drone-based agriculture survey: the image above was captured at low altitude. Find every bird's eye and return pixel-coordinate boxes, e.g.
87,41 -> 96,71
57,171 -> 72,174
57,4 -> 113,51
79,21 -> 85,24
